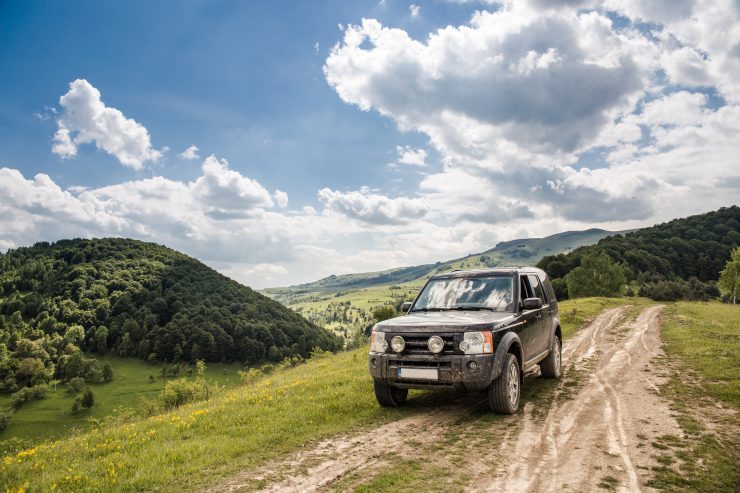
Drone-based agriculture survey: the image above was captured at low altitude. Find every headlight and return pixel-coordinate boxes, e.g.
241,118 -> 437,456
427,335 -> 445,354
390,335 -> 405,353
370,331 -> 388,353
459,331 -> 493,354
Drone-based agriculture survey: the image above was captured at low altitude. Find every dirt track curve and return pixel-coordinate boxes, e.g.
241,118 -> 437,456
207,305 -> 680,493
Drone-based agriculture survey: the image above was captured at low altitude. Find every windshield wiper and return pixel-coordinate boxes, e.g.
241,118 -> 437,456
451,306 -> 496,311
410,307 -> 448,312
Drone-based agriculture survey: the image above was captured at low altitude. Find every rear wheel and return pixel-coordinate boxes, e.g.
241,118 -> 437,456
540,334 -> 562,378
488,353 -> 520,414
373,380 -> 408,407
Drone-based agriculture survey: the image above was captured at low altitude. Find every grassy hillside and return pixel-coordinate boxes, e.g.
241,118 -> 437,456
0,238 -> 341,389
0,355 -> 243,445
0,297 -> 639,492
265,228 -> 624,301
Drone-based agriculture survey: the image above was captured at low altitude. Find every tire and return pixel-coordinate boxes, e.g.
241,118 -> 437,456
488,353 -> 520,414
540,334 -> 562,379
373,380 -> 408,407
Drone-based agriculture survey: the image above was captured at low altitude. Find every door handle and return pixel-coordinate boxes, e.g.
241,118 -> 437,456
535,314 -> 542,320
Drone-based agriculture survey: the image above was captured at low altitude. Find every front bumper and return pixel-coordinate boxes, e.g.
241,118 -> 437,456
368,352 -> 496,392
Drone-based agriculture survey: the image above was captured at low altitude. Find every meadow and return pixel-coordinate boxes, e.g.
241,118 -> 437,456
0,297 -> 645,492
0,356 -> 244,446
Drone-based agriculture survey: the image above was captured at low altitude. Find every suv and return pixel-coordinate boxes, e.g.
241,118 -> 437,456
368,267 -> 561,414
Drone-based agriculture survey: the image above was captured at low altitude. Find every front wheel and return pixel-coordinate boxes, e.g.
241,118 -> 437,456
540,334 -> 562,379
373,380 -> 408,407
488,353 -> 520,414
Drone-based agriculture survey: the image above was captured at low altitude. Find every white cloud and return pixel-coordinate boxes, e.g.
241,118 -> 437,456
274,189 -> 289,208
178,145 -> 200,160
191,155 -> 275,214
52,79 -> 163,169
409,4 -> 421,17
317,187 -> 429,224
394,145 -> 428,166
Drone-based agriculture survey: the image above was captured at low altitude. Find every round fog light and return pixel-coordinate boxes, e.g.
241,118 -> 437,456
390,336 -> 406,353
427,335 -> 445,354
467,361 -> 478,371
371,358 -> 378,368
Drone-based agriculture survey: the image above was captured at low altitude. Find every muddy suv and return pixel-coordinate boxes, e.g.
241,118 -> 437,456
368,267 -> 561,414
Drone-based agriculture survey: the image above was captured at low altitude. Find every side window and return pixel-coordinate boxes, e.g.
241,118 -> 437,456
520,275 -> 533,300
528,274 -> 547,304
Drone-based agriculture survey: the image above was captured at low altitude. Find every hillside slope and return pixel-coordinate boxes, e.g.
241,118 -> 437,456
0,238 -> 341,382
265,228 -> 625,300
538,206 -> 740,289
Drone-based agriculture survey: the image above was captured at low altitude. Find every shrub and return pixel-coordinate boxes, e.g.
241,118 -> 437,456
67,377 -> 85,394
0,408 -> 14,432
82,388 -> 95,408
102,362 -> 113,382
10,384 -> 49,410
159,378 -> 209,409
238,367 -> 264,385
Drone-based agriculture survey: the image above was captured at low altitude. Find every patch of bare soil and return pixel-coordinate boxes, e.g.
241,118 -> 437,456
203,401 -> 482,493
479,305 -> 680,493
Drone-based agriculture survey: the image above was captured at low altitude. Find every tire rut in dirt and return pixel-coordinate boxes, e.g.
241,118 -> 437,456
480,305 -> 682,493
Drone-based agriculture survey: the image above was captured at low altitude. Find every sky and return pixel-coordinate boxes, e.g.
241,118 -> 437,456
1,0 -> 739,289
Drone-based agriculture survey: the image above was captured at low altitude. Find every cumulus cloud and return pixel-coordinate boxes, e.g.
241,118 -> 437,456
178,145 -> 200,160
409,4 -> 420,17
191,155 -> 274,215
317,187 -> 429,224
52,79 -> 163,169
394,145 -> 428,166
324,1 -> 740,229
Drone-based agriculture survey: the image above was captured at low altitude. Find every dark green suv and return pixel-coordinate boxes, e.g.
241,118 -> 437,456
368,267 -> 561,414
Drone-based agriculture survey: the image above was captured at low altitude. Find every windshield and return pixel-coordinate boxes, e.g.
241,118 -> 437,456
412,276 -> 514,312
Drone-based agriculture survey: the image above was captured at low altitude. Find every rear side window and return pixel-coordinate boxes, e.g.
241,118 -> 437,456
527,274 -> 547,303
520,275 -> 533,299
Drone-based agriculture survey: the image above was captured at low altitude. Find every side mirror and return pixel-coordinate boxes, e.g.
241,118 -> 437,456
522,297 -> 543,310
400,301 -> 413,313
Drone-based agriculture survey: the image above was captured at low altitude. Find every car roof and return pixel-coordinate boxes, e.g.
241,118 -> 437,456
430,266 -> 548,280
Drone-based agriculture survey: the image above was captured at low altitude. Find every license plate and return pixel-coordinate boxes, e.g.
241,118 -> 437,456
397,368 -> 439,381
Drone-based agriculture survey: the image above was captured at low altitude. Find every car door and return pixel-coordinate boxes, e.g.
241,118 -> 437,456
527,274 -> 549,356
518,274 -> 541,364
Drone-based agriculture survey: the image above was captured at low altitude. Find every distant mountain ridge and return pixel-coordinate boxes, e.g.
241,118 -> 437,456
265,228 -> 629,298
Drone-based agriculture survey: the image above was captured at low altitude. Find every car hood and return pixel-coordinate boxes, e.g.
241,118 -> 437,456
374,311 -> 516,333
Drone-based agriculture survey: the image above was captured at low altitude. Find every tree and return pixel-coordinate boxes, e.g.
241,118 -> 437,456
371,306 -> 397,322
81,388 -> 95,408
719,247 -> 740,304
95,325 -> 108,353
102,361 -> 114,382
565,252 -> 626,298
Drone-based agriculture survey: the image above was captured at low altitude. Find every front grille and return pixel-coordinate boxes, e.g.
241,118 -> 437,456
391,379 -> 454,388
391,333 -> 457,356
388,359 -> 452,369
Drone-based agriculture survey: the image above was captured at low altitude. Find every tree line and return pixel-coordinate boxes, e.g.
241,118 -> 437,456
537,206 -> 740,301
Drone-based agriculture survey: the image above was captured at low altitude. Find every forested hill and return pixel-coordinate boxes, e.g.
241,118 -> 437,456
0,238 -> 342,368
537,206 -> 740,291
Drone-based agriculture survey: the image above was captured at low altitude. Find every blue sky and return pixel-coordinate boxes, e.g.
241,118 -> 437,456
0,1 -> 474,200
1,0 -> 739,288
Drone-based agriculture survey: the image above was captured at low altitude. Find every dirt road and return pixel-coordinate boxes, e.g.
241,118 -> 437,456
207,305 -> 680,493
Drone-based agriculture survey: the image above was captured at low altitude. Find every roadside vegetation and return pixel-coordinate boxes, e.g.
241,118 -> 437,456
0,297 -> 630,492
648,302 -> 739,492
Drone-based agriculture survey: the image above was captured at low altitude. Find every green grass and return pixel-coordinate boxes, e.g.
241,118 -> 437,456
0,297 -> 638,492
661,302 -> 739,405
0,355 -> 244,444
645,302 -> 740,492
559,296 -> 650,339
0,349 -> 455,492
